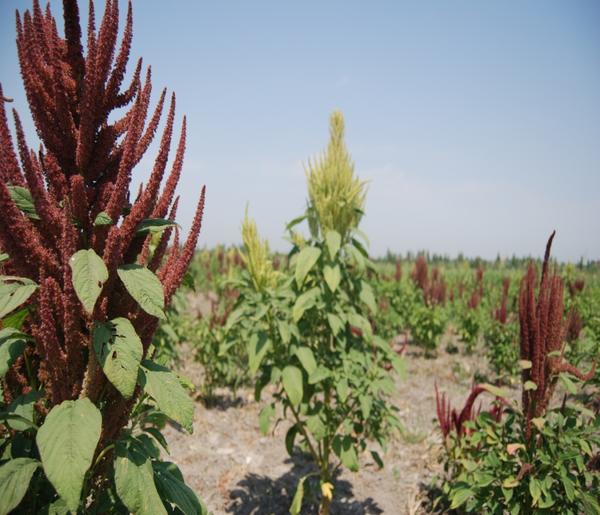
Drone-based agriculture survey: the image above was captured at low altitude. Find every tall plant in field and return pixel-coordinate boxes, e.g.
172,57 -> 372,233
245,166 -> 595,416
437,233 -> 599,513
233,112 -> 403,514
0,1 -> 207,513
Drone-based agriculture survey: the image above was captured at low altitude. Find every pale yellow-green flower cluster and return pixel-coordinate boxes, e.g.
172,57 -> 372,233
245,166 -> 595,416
240,210 -> 279,292
306,111 -> 367,240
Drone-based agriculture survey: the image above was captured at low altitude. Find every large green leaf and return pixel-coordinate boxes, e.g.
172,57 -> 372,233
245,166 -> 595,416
325,230 -> 342,259
295,347 -> 317,375
323,265 -> 341,293
294,246 -> 321,287
117,265 -> 165,319
140,360 -> 194,433
282,366 -> 303,407
247,332 -> 271,375
0,277 -> 37,319
93,318 -> 143,399
93,211 -> 112,226
152,461 -> 202,515
69,249 -> 108,314
0,328 -> 29,378
7,185 -> 39,220
333,435 -> 359,472
292,287 -> 320,322
359,281 -> 377,313
36,398 -> 102,512
0,457 -> 40,515
114,439 -> 166,515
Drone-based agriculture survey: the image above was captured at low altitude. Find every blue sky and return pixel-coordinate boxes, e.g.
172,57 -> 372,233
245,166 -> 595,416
1,1 -> 599,261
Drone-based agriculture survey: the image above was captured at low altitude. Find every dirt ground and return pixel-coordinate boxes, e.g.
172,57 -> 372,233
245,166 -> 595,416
164,332 -> 513,515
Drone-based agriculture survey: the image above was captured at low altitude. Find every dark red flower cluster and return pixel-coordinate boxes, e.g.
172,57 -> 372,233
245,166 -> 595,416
492,277 -> 510,324
410,256 -> 446,306
518,232 -> 596,439
0,0 -> 205,441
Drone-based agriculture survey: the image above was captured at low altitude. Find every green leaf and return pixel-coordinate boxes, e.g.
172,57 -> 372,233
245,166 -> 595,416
259,404 -> 276,436
93,211 -> 112,226
306,415 -> 326,441
0,253 -> 8,263
136,218 -> 178,235
282,365 -> 303,406
359,281 -> 377,313
118,265 -> 165,319
0,328 -> 29,378
247,332 -> 271,376
480,383 -> 508,398
285,424 -> 299,456
529,477 -> 542,506
286,214 -> 306,231
7,185 -> 40,220
518,360 -> 532,370
323,265 -> 341,293
325,230 -> 342,259
333,436 -> 359,472
69,249 -> 108,314
292,287 -> 320,322
140,360 -> 194,433
114,439 -> 167,515
359,395 -> 372,419
558,373 -> 577,394
308,365 -> 331,384
289,475 -> 307,515
1,307 -> 29,329
0,457 -> 40,515
152,461 -> 201,515
295,347 -> 317,376
93,318 -> 143,399
36,398 -> 102,512
326,313 -> 344,336
6,390 -> 43,431
294,246 -> 321,287
336,378 -> 349,402
370,450 -> 384,469
450,488 -> 474,509
0,277 -> 37,319
524,380 -> 537,391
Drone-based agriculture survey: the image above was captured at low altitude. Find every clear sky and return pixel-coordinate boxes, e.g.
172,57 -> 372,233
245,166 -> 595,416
1,1 -> 599,261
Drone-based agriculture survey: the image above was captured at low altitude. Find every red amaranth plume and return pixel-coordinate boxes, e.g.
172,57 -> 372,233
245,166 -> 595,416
435,383 -> 506,439
493,277 -> 510,324
567,278 -> 585,298
518,231 -> 596,439
0,0 -> 206,432
395,260 -> 402,282
411,256 -> 446,306
411,255 -> 428,292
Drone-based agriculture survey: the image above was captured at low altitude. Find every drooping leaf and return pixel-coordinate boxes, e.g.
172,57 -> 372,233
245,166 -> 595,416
0,277 -> 37,319
93,211 -> 112,226
259,404 -> 276,436
308,365 -> 331,384
93,318 -> 143,399
152,461 -> 201,515
295,347 -> 317,376
325,230 -> 341,259
117,265 -> 166,319
0,457 -> 40,515
282,365 -> 303,406
323,265 -> 341,293
140,360 -> 194,432
114,439 -> 166,515
333,435 -> 359,472
7,185 -> 40,220
289,475 -> 307,515
0,328 -> 29,378
450,488 -> 474,509
69,249 -> 108,314
326,313 -> 344,336
247,332 -> 271,375
36,398 -> 102,512
294,246 -> 321,287
285,424 -> 299,456
135,218 -> 178,235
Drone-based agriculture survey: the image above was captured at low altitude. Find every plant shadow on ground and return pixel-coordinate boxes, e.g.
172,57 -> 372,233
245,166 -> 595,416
226,451 -> 383,515
198,392 -> 247,411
